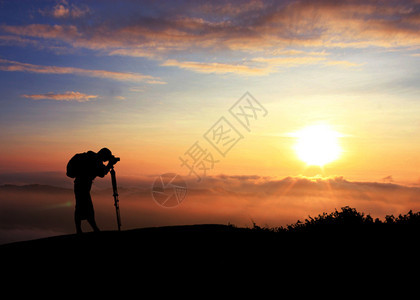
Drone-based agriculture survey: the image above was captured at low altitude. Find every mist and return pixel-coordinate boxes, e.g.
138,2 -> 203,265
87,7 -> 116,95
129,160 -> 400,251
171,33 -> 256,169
1,174 -> 420,244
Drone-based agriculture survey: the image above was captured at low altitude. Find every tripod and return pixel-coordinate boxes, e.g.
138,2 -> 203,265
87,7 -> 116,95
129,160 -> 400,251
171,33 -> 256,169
110,166 -> 121,231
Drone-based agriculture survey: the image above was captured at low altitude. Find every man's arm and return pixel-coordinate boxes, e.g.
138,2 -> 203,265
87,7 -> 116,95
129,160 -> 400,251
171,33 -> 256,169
96,161 -> 112,178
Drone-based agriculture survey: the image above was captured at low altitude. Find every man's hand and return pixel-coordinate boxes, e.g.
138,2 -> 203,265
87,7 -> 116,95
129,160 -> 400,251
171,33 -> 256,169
107,155 -> 120,168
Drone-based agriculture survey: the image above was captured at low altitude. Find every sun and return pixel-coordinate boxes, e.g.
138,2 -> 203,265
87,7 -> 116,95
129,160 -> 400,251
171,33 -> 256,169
293,124 -> 342,167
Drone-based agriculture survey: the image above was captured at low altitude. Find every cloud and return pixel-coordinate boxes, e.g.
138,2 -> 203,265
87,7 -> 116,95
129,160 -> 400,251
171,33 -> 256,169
382,175 -> 394,183
324,60 -> 364,68
161,54 -> 361,75
129,87 -> 144,92
1,24 -> 80,40
251,56 -> 327,67
40,0 -> 90,18
0,35 -> 40,47
161,59 -> 268,75
2,0 -> 420,61
22,91 -> 98,102
52,2 -> 70,18
2,173 -> 420,245
0,58 -> 165,84
182,174 -> 420,221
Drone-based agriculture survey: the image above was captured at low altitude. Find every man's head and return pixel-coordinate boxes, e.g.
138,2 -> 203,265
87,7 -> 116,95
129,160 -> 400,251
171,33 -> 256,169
98,147 -> 113,162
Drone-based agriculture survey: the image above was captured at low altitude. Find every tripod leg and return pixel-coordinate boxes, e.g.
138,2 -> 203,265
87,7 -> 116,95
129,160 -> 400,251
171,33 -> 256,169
110,167 -> 122,231
116,206 -> 121,231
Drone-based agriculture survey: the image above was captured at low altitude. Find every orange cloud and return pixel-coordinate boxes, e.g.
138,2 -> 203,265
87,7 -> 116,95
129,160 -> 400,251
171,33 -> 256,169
39,0 -> 90,18
1,24 -> 80,40
0,58 -> 165,84
22,91 -> 98,102
161,54 -> 360,75
251,56 -> 326,67
52,2 -> 70,18
161,59 -> 268,75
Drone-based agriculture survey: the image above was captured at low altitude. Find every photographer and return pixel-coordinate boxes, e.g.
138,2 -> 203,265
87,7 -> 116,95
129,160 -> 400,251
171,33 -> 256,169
66,147 -> 119,234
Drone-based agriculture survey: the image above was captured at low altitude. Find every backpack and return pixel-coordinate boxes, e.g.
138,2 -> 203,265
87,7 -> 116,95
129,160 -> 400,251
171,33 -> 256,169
66,153 -> 86,178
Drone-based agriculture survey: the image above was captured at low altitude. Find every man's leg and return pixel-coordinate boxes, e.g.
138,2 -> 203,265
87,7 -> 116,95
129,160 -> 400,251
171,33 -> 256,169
75,178 -> 97,233
75,179 -> 100,232
87,217 -> 100,232
83,180 -> 100,232
75,213 -> 83,234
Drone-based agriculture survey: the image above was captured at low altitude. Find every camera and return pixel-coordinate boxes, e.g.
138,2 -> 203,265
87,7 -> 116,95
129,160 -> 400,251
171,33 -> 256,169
109,155 -> 120,165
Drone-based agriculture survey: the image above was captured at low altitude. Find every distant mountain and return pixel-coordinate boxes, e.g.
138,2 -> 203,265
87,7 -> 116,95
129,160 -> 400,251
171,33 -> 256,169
0,172 -> 73,188
0,183 -> 148,195
0,171 -> 153,189
0,184 -> 72,194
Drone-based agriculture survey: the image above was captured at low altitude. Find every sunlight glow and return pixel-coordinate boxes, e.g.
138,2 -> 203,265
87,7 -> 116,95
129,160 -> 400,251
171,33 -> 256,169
293,124 -> 342,167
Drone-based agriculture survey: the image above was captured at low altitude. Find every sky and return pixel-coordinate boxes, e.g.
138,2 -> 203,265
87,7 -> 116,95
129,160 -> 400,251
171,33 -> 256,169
1,0 -> 420,242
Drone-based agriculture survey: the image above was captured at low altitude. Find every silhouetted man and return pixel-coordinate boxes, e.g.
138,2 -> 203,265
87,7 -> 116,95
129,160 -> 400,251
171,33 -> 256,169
66,148 -> 118,234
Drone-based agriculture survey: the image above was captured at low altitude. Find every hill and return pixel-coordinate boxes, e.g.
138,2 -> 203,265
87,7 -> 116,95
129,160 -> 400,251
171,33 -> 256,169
2,222 -> 418,258
3,206 -> 420,250
2,224 -> 420,288
2,206 -> 420,278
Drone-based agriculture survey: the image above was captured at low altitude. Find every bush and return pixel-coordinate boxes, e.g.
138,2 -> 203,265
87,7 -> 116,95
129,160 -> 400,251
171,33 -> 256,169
283,206 -> 420,233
